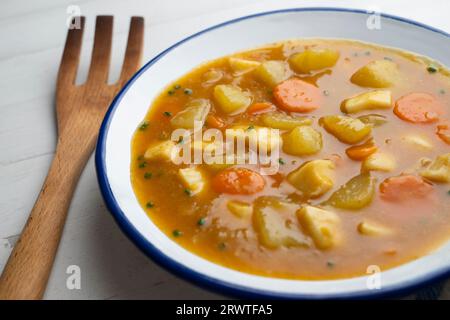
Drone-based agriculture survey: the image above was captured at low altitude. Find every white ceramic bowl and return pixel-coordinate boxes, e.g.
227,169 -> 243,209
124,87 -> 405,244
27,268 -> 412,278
95,8 -> 450,299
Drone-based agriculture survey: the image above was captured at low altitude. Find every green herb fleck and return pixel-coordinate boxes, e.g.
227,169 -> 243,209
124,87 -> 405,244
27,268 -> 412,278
184,188 -> 192,196
197,217 -> 206,226
323,90 -> 330,96
168,89 -> 175,96
144,172 -> 153,179
246,124 -> 255,131
139,121 -> 149,131
278,158 -> 285,165
174,84 -> 181,90
427,65 -> 439,73
177,136 -> 184,144
327,261 -> 335,268
138,161 -> 147,168
146,201 -> 154,209
137,155 -> 144,161
163,111 -> 172,117
184,88 -> 193,95
172,229 -> 183,237
447,190 -> 450,195
218,242 -> 227,251
439,89 -> 446,95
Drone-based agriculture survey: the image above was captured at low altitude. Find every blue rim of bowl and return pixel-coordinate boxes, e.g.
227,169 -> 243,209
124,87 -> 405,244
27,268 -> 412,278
95,7 -> 450,299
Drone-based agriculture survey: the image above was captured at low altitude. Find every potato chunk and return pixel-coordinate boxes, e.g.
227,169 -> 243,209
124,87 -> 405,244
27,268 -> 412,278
325,173 -> 376,210
401,134 -> 433,151
253,60 -> 291,87
287,160 -> 335,199
229,57 -> 261,75
228,125 -> 281,152
170,99 -> 211,129
297,206 -> 341,249
282,126 -> 322,156
144,140 -> 176,162
420,153 -> 450,183
341,90 -> 392,114
260,112 -> 312,130
357,220 -> 393,236
178,167 -> 205,195
289,48 -> 340,73
213,84 -> 251,114
227,200 -> 253,218
350,60 -> 399,88
361,152 -> 396,172
320,115 -> 371,144
253,197 -> 310,249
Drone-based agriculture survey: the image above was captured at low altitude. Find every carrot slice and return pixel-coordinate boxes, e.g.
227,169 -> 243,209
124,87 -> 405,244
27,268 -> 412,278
437,122 -> 450,144
247,102 -> 276,115
212,167 -> 265,195
206,114 -> 226,129
345,139 -> 377,161
394,93 -> 444,123
273,78 -> 321,112
379,174 -> 433,202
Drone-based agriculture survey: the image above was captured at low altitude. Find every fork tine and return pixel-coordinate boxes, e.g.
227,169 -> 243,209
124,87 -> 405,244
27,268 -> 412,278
87,16 -> 113,83
117,16 -> 144,86
57,16 -> 85,87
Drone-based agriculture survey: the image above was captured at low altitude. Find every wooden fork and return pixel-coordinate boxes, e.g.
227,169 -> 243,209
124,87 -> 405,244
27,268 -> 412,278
0,16 -> 144,299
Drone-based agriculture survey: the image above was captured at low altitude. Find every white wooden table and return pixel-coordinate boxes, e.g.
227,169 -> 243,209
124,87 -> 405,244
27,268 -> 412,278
1,0 -> 449,299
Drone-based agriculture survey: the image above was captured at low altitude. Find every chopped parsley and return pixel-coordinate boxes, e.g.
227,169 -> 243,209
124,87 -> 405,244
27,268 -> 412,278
139,121 -> 149,131
138,161 -> 147,168
167,89 -> 175,96
217,242 -> 227,251
184,88 -> 193,95
146,201 -> 154,209
197,217 -> 206,226
144,172 -> 153,179
172,229 -> 183,237
246,124 -> 255,131
323,89 -> 330,96
427,64 -> 439,73
184,188 -> 192,196
326,261 -> 335,268
278,158 -> 285,165
163,111 -> 172,117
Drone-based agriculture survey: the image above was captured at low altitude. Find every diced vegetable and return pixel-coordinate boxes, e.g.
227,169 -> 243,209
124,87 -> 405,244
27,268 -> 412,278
325,173 -> 376,210
253,60 -> 291,87
420,153 -> 450,183
357,114 -> 388,127
260,112 -> 312,130
170,99 -> 211,129
357,221 -> 393,236
341,90 -> 392,114
394,93 -> 444,123
178,167 -> 205,195
401,134 -> 433,151
254,197 -> 310,249
380,174 -> 433,201
227,200 -> 253,218
247,102 -> 276,115
437,122 -> 450,144
361,152 -> 396,172
345,139 -> 377,160
212,167 -> 265,194
350,60 -> 400,88
206,114 -> 226,128
144,140 -> 176,161
273,78 -> 322,112
283,126 -> 322,156
213,84 -> 251,114
287,160 -> 335,198
228,125 -> 281,152
229,57 -> 261,75
320,115 -> 372,144
289,49 -> 340,73
297,206 -> 341,249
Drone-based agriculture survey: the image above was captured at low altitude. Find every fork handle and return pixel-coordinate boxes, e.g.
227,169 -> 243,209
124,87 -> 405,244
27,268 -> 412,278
0,136 -> 91,299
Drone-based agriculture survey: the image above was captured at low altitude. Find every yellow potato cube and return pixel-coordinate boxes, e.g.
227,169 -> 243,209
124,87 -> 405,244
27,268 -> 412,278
170,99 -> 211,129
283,126 -> 322,156
420,153 -> 450,183
228,125 -> 281,152
213,84 -> 251,114
253,197 -> 310,249
320,115 -> 371,144
260,112 -> 312,130
361,152 -> 396,172
144,140 -> 176,162
341,90 -> 392,114
297,206 -> 341,249
227,200 -> 253,218
289,48 -> 340,73
357,220 -> 393,236
287,160 -> 335,198
253,60 -> 291,87
178,167 -> 205,195
350,60 -> 399,88
228,57 -> 261,75
401,134 -> 433,151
